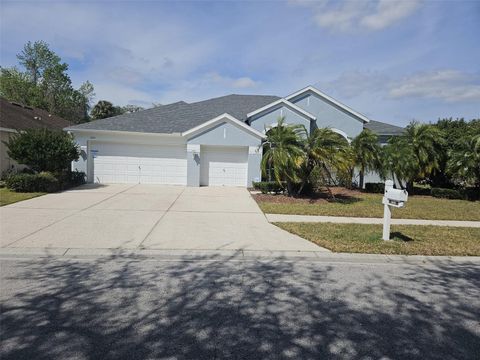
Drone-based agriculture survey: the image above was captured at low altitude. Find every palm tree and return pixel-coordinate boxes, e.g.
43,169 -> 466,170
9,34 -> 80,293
403,121 -> 445,182
261,117 -> 304,195
91,100 -> 116,120
351,129 -> 381,189
385,121 -> 445,191
297,127 -> 351,196
381,137 -> 418,189
447,133 -> 480,188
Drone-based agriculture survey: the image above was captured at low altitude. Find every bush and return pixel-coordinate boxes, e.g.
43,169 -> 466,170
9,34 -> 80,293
364,182 -> 385,193
53,170 -> 86,189
252,181 -> 285,194
4,128 -> 79,172
5,172 -> 59,193
431,187 -> 463,200
461,187 -> 480,201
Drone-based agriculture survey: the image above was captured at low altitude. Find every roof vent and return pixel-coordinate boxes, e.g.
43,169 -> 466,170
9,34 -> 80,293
33,116 -> 42,121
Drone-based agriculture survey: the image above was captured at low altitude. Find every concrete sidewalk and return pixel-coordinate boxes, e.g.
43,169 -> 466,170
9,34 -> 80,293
266,214 -> 480,227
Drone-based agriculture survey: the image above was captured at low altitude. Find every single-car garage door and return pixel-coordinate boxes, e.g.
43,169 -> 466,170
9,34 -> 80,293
200,146 -> 248,187
92,142 -> 187,185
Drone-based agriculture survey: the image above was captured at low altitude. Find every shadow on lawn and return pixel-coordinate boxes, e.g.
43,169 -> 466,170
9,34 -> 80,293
1,253 -> 479,359
391,231 -> 415,242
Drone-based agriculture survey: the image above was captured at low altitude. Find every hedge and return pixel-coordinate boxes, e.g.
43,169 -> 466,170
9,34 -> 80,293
5,170 -> 86,193
364,183 -> 385,193
252,181 -> 285,194
431,187 -> 463,200
5,172 -> 59,193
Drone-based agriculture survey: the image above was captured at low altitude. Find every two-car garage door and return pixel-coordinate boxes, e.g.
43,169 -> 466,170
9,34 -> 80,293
91,143 -> 248,186
92,143 -> 187,185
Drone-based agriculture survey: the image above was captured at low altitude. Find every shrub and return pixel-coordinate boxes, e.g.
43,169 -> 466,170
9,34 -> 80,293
5,172 -> 59,193
461,187 -> 480,201
69,170 -> 86,187
252,181 -> 285,194
4,128 -> 79,172
364,182 -> 385,193
431,187 -> 463,200
53,170 -> 86,189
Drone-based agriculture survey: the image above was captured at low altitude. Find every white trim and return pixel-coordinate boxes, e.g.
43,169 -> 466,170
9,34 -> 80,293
285,85 -> 370,123
248,146 -> 261,155
65,128 -> 183,137
187,144 -> 200,152
246,99 -> 316,120
331,128 -> 351,143
182,113 -> 266,139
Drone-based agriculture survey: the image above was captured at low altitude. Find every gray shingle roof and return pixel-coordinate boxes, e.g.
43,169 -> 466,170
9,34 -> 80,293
67,94 -> 280,134
364,120 -> 404,135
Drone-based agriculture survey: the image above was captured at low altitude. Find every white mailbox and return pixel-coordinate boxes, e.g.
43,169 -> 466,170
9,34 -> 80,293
382,180 -> 408,240
383,188 -> 408,208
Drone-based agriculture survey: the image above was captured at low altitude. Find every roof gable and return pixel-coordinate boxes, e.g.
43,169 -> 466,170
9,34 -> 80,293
286,86 -> 370,123
246,99 -> 316,120
182,113 -> 265,140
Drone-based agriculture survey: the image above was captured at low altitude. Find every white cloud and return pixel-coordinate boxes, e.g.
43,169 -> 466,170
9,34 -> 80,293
231,77 -> 258,88
321,69 -> 480,104
389,70 -> 480,102
293,0 -> 421,32
361,0 -> 420,30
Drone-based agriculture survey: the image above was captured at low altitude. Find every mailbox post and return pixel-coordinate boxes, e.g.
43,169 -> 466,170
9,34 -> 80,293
382,180 -> 408,241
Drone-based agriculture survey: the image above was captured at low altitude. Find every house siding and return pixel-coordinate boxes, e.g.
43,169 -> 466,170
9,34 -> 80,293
248,105 -> 311,134
290,92 -> 363,139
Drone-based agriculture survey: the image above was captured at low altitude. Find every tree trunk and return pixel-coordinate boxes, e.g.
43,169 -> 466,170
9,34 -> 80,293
359,167 -> 365,190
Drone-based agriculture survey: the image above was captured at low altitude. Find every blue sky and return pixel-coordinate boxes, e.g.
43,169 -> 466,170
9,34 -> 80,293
1,0 -> 479,126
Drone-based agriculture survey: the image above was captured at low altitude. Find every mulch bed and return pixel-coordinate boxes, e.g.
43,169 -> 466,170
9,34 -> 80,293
252,187 -> 365,204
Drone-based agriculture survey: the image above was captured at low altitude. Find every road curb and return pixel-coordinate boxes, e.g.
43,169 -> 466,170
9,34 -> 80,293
1,247 -> 480,265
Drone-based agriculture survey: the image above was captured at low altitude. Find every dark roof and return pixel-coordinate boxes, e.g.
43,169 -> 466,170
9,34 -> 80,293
364,120 -> 404,135
67,94 -> 280,134
0,97 -> 71,131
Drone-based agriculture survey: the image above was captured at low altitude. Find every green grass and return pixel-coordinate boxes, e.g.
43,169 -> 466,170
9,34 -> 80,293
257,193 -> 480,221
0,188 -> 45,206
275,222 -> 480,256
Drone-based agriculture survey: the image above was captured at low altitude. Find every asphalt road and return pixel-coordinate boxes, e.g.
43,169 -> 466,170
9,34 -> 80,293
1,254 -> 479,360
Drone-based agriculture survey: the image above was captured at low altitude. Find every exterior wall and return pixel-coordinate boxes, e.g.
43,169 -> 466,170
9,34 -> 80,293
187,121 -> 260,147
248,146 -> 262,186
1,130 -> 15,173
186,144 -> 200,186
248,105 -> 311,134
290,92 -> 363,139
187,121 -> 263,187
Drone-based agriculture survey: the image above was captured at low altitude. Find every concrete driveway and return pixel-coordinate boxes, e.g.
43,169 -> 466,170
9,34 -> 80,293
0,184 -> 322,252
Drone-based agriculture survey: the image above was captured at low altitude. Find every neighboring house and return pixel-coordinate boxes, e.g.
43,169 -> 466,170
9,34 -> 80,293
0,98 -> 72,173
66,86 -> 402,187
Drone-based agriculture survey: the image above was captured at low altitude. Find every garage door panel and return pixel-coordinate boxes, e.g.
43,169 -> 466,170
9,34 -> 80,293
200,146 -> 248,187
92,142 -> 186,185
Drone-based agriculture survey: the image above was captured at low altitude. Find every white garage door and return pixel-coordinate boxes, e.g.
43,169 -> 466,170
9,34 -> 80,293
92,142 -> 187,185
200,146 -> 248,187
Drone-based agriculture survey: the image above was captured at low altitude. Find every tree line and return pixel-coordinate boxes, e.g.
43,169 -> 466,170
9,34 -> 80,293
262,117 -> 480,196
0,41 -> 145,124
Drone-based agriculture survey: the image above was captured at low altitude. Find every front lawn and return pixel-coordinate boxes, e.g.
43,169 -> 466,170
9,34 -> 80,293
254,188 -> 480,221
276,222 -> 480,256
0,188 -> 45,206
